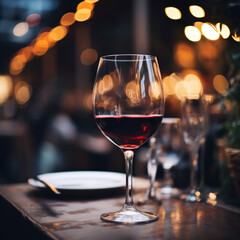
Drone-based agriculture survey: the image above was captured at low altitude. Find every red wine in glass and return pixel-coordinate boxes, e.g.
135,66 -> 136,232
95,114 -> 163,149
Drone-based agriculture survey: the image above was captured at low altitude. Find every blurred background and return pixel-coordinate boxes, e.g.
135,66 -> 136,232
0,0 -> 239,198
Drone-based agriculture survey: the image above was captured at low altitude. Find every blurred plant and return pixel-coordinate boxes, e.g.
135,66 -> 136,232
221,47 -> 240,149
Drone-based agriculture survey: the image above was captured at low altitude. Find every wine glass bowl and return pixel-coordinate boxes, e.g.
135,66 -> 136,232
93,54 -> 164,224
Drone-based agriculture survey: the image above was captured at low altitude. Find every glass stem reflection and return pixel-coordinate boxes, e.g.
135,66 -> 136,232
148,151 -> 158,198
123,150 -> 134,207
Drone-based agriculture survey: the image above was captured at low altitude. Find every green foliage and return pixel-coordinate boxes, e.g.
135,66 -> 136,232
222,48 -> 240,149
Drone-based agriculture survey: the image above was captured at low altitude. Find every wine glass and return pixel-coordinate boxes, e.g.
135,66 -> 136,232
181,96 -> 206,202
92,54 -> 164,224
137,118 -> 181,205
157,118 -> 182,198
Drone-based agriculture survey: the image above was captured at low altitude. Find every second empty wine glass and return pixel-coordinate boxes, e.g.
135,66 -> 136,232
181,96 -> 206,202
157,118 -> 182,198
93,54 -> 164,224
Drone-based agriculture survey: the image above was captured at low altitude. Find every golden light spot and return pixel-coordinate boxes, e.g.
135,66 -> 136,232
195,191 -> 201,197
184,74 -> 203,98
189,5 -> 205,18
175,81 -> 187,100
163,74 -> 179,95
0,75 -> 13,104
202,23 -> 220,40
75,9 -> 92,22
206,192 -> 217,205
98,75 -> 114,94
13,22 -> 29,37
80,48 -> 98,65
174,43 -> 195,68
165,7 -> 181,20
14,81 -> 32,105
19,46 -> 34,62
184,26 -> 201,42
49,26 -> 68,42
60,12 -> 75,26
213,74 -> 229,94
148,81 -> 161,99
37,31 -> 56,48
216,23 -> 230,39
32,40 -> 49,56
232,31 -> 240,42
9,56 -> 26,75
125,81 -> 141,104
203,94 -> 215,104
77,1 -> 94,11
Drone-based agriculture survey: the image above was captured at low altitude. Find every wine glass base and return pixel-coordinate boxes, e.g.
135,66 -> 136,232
158,186 -> 181,199
100,205 -> 159,224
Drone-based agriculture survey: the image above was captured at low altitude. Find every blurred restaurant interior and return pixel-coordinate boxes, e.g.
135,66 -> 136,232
0,0 -> 240,203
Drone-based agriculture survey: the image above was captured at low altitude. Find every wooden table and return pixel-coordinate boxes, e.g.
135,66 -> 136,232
0,181 -> 240,240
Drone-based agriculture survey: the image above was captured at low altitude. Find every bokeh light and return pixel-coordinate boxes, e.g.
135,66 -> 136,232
184,74 -> 203,98
175,81 -> 187,100
148,82 -> 162,100
202,23 -> 220,40
13,22 -> 29,37
9,56 -> 26,75
125,81 -> 141,104
174,43 -> 195,68
174,73 -> 203,100
32,40 -> 49,56
80,48 -> 98,65
98,75 -> 114,94
216,23 -> 230,39
14,81 -> 32,105
0,75 -> 13,104
189,5 -> 205,18
232,30 -> 240,42
60,12 -> 75,26
184,26 -> 201,42
163,74 -> 181,96
26,13 -> 41,27
165,7 -> 181,20
75,9 -> 92,22
77,1 -> 95,11
213,75 -> 229,94
49,25 -> 68,42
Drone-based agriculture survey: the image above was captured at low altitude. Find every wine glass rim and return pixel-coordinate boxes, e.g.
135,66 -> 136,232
100,54 -> 156,62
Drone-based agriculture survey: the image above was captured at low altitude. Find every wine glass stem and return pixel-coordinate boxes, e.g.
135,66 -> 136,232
190,149 -> 198,191
123,150 -> 135,206
163,168 -> 172,187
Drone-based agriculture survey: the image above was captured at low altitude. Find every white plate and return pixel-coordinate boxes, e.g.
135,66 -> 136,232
28,171 -> 125,195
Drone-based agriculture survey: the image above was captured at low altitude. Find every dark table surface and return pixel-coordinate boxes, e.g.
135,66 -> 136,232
0,179 -> 240,240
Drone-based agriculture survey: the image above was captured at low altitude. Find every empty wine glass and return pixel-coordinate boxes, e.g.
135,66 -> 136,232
157,118 -> 182,198
92,54 -> 164,224
181,96 -> 206,202
137,118 -> 181,205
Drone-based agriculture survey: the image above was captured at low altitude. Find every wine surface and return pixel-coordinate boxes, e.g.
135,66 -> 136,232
95,115 -> 163,149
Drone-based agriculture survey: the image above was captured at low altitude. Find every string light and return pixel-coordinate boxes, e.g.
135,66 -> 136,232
9,0 -> 100,76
